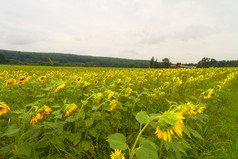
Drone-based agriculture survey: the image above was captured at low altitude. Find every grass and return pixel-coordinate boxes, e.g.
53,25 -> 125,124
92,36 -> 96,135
202,77 -> 238,159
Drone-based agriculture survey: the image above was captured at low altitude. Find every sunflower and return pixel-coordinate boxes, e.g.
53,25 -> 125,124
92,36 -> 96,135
39,76 -> 46,82
109,100 -> 118,111
155,111 -> 185,142
178,102 -> 195,115
55,83 -> 66,92
0,102 -> 10,116
194,106 -> 205,114
117,79 -> 121,85
110,149 -> 125,159
203,88 -> 214,99
125,88 -> 132,97
94,80 -> 98,85
64,105 -> 78,117
108,91 -> 115,99
3,71 -> 8,74
18,76 -> 27,84
77,76 -> 82,83
5,79 -> 16,87
30,106 -> 52,125
30,113 -> 43,125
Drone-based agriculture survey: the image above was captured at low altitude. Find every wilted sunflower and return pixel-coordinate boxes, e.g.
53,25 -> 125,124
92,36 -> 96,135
117,79 -> 121,85
155,111 -> 185,142
109,100 -> 118,111
0,102 -> 10,116
203,88 -> 214,99
108,91 -> 115,99
125,88 -> 132,97
30,106 -> 52,125
55,83 -> 66,92
178,102 -> 195,115
64,104 -> 78,117
194,105 -> 205,114
110,149 -> 125,159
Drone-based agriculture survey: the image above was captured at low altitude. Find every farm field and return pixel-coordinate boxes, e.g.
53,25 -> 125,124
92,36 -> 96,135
0,65 -> 237,159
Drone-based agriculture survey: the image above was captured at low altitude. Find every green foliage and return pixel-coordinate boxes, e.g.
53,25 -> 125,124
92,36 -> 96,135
0,66 -> 237,158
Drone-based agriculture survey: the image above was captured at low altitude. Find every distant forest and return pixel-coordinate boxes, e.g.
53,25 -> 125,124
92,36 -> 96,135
0,49 -> 237,68
0,50 -> 149,68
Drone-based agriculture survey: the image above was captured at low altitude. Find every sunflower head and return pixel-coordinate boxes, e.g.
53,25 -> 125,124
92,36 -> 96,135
0,102 -> 10,116
5,79 -> 16,87
108,91 -> 115,99
55,83 -> 66,92
155,111 -> 185,142
64,104 -> 78,117
39,76 -> 46,82
94,80 -> 98,85
117,79 -> 121,85
110,149 -> 125,159
77,76 -> 82,83
109,100 -> 118,111
30,105 -> 52,125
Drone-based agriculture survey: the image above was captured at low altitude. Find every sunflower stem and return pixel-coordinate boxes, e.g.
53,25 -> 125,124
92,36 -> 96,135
159,139 -> 163,159
129,115 -> 161,159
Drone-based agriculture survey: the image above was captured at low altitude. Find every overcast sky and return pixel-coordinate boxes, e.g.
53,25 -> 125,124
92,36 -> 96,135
0,0 -> 237,63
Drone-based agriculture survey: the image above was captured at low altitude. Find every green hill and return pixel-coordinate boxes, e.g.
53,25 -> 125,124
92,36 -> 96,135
0,49 -> 149,67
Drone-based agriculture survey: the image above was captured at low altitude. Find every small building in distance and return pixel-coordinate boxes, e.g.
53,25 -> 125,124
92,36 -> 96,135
169,65 -> 196,69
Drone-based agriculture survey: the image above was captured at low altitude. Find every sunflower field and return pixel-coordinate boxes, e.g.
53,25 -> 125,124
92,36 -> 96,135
0,65 -> 237,159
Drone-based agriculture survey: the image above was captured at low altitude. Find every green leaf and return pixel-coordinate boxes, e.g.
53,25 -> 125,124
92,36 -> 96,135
24,125 -> 42,140
36,140 -> 49,148
69,133 -> 81,146
135,138 -> 158,159
19,142 -> 32,157
180,138 -> 191,149
89,128 -> 97,137
44,121 -> 66,129
3,124 -> 20,137
107,133 -> 128,151
0,144 -> 14,154
135,111 -> 150,125
189,128 -> 203,140
183,127 -> 191,138
85,119 -> 94,127
92,112 -> 102,120
172,142 -> 187,155
92,104 -> 102,110
81,100 -> 88,105
66,115 -> 79,122
81,141 -> 92,151
164,141 -> 172,151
